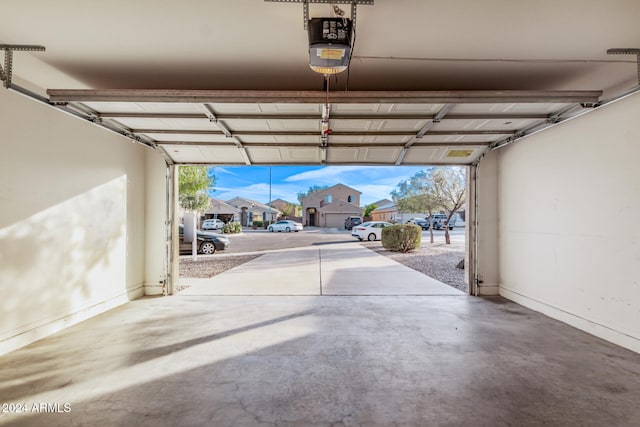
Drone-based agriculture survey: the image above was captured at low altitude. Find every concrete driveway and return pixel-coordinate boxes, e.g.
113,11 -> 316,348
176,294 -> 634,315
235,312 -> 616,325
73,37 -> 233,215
180,242 -> 463,296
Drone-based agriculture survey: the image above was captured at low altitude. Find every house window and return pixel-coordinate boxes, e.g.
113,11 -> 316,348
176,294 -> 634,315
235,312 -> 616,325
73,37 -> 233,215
347,195 -> 353,203
323,194 -> 332,203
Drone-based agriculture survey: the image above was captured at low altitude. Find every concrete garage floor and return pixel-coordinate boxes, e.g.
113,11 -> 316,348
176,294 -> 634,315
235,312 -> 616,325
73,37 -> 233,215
1,247 -> 640,426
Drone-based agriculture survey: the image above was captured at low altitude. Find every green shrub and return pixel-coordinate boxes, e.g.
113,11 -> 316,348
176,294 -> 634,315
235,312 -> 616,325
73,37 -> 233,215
252,220 -> 263,228
222,221 -> 242,234
381,224 -> 421,252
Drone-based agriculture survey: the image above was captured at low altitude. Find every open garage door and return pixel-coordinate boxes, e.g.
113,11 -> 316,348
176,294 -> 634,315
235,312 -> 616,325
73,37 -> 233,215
47,89 -> 601,167
42,88 -> 602,296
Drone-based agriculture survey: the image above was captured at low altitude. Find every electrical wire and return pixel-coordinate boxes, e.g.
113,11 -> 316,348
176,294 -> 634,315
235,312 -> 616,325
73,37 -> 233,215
351,55 -> 636,64
345,13 -> 356,92
325,74 -> 330,107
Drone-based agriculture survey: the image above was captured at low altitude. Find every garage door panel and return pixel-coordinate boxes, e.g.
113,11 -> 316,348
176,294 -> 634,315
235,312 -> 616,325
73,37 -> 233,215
247,147 -> 320,163
402,147 -> 483,164
323,213 -> 346,228
148,134 -> 231,143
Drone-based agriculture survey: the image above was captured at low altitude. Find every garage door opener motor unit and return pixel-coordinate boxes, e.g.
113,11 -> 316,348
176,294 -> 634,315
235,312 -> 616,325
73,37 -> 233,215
308,17 -> 352,75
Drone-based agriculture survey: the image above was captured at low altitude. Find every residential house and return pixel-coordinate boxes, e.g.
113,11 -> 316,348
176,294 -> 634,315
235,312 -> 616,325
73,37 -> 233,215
203,198 -> 241,224
371,199 -> 393,208
301,184 -> 362,227
365,198 -> 392,219
371,202 -> 397,222
372,202 -> 466,226
270,198 -> 301,218
371,202 -> 424,224
226,197 -> 281,226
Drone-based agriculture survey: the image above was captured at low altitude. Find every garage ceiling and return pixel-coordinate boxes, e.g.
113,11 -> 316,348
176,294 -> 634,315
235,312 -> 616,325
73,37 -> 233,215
2,0 -> 639,165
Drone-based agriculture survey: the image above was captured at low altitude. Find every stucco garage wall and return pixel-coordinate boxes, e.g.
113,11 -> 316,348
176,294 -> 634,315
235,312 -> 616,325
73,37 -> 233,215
0,88 -> 155,355
497,92 -> 640,353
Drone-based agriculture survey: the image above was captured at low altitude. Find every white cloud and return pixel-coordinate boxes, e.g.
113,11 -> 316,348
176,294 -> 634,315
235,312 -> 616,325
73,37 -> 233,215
284,166 -> 364,183
210,167 -> 237,176
356,184 -> 396,205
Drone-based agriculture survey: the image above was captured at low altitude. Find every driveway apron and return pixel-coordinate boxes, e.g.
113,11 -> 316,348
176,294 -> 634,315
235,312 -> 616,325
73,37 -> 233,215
179,243 -> 463,296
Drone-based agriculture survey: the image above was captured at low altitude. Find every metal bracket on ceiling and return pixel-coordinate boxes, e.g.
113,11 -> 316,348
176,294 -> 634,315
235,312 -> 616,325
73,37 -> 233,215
395,104 -> 454,165
0,44 -> 46,89
202,104 -> 232,138
202,103 -> 251,164
607,48 -> 640,85
264,0 -> 373,30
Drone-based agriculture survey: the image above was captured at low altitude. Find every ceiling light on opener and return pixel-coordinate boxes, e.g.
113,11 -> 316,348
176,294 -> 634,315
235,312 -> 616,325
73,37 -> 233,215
308,17 -> 352,75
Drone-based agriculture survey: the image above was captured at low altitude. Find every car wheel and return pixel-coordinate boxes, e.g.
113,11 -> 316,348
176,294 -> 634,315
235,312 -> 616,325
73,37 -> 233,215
285,227 -> 291,232
268,226 -> 274,232
200,242 -> 216,255
367,233 -> 376,241
358,237 -> 363,241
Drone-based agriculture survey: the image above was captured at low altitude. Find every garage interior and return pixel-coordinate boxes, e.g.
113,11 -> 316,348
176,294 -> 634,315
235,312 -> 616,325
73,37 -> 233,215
1,1 -> 639,425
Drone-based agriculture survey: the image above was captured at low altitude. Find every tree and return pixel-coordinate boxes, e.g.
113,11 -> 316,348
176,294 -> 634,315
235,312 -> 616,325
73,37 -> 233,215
178,166 -> 215,214
278,202 -> 297,218
431,167 -> 466,244
363,203 -> 378,218
391,169 -> 441,243
297,185 -> 329,204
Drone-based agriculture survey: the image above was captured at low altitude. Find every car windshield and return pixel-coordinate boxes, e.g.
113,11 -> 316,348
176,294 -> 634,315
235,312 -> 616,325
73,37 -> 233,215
359,222 -> 372,227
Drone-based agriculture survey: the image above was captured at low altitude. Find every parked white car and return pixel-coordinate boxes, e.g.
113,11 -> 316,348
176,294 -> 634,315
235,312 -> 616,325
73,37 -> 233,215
351,221 -> 393,241
268,220 -> 303,232
202,218 -> 225,230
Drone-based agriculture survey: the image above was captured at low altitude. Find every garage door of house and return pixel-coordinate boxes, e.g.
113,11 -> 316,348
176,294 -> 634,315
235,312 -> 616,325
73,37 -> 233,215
324,213 -> 346,228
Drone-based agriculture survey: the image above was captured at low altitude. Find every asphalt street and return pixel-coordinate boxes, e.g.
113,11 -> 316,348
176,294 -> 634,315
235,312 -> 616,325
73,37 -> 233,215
215,226 -> 465,254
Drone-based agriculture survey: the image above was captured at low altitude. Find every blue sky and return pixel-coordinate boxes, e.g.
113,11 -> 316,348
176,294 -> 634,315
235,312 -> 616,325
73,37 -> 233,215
208,166 -> 429,206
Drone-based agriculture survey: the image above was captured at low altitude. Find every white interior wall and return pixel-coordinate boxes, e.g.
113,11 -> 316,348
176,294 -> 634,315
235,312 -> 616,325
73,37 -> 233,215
497,92 -> 640,353
473,151 -> 500,296
0,88 -> 165,355
145,150 -> 170,295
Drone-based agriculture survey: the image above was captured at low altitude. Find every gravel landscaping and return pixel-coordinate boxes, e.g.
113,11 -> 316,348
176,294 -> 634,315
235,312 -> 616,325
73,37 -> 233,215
361,240 -> 467,293
179,254 -> 263,278
179,238 -> 467,293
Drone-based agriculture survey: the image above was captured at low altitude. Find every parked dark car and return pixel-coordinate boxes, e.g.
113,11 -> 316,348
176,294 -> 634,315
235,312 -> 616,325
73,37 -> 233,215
179,224 -> 229,254
344,216 -> 363,230
413,219 -> 430,230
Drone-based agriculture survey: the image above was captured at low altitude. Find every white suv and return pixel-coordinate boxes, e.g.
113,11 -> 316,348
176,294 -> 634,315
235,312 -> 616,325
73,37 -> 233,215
202,218 -> 225,230
427,214 -> 456,230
